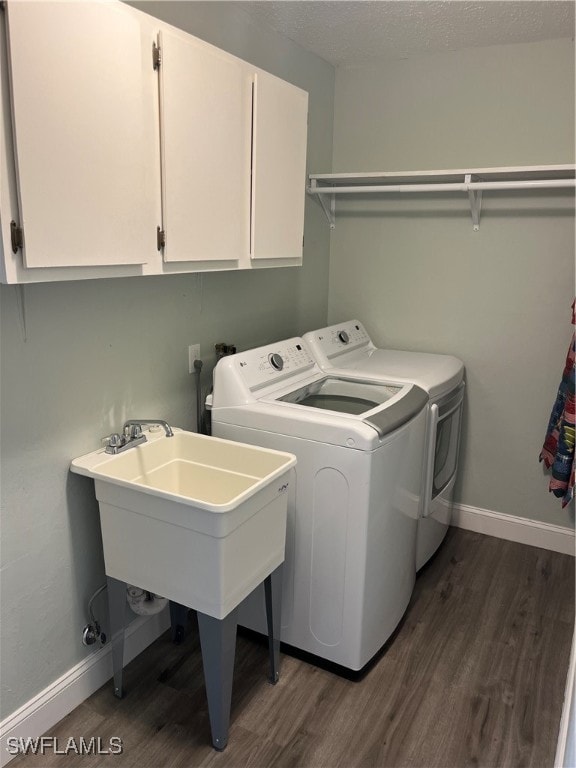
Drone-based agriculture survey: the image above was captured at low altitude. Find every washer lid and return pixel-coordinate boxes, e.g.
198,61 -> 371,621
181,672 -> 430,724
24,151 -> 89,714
278,375 -> 401,412
277,375 -> 427,437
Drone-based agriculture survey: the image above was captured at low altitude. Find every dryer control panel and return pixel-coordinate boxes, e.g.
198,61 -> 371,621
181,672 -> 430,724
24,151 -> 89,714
235,338 -> 317,391
304,320 -> 374,362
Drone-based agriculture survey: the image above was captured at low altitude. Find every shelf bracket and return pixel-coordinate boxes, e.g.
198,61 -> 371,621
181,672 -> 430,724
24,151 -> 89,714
466,174 -> 482,231
309,180 -> 335,229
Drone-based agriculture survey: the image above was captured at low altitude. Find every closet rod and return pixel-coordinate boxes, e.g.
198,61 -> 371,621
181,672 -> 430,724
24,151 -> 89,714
308,179 -> 576,195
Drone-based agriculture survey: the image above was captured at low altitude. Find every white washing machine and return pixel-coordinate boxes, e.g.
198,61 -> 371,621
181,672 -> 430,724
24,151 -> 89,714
303,320 -> 464,571
210,338 -> 428,672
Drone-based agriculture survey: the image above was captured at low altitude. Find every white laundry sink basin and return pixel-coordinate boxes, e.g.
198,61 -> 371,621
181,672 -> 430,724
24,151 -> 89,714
71,429 -> 296,618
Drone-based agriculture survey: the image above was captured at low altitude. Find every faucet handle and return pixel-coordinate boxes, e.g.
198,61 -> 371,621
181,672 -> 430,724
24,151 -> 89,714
108,433 -> 123,449
127,424 -> 143,439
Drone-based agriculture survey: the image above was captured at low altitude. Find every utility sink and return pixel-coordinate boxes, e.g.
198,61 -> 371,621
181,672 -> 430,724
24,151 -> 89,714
71,429 -> 296,619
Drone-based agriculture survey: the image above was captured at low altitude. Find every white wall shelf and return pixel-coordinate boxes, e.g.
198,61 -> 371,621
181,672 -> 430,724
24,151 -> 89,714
307,164 -> 576,230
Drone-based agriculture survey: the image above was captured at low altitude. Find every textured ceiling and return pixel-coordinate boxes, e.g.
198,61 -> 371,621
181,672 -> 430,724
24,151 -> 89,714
228,1 -> 575,65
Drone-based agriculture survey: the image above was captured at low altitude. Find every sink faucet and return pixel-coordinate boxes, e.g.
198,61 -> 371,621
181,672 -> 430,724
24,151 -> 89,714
105,419 -> 173,455
123,419 -> 174,438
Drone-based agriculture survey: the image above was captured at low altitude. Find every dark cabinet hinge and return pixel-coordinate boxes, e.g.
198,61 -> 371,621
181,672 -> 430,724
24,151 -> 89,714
152,42 -> 161,71
10,221 -> 23,253
156,226 -> 165,251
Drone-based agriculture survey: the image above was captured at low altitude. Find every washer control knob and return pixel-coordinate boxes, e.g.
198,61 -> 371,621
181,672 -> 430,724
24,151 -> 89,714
269,353 -> 284,371
338,330 -> 350,344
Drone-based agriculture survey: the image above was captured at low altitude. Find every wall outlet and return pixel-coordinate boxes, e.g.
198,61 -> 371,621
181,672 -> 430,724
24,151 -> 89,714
188,344 -> 201,373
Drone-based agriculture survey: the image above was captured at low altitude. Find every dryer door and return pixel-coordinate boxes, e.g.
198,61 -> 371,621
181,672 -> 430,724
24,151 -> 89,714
423,384 -> 464,516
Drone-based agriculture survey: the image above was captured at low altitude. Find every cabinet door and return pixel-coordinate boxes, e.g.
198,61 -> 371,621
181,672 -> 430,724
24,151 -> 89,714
251,72 -> 308,261
159,29 -> 250,263
5,0 -> 157,269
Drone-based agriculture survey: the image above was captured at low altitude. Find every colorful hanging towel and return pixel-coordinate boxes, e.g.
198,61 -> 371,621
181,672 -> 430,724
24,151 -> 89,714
539,300 -> 575,507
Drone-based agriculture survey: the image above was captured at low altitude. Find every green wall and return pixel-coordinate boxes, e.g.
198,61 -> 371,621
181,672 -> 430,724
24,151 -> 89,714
329,39 -> 575,527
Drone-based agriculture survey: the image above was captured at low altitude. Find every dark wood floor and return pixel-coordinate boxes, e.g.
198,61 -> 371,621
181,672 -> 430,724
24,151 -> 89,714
11,529 -> 575,768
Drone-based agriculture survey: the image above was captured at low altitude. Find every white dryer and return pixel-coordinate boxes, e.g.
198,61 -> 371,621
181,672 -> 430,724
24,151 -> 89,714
303,320 -> 464,571
210,338 -> 428,672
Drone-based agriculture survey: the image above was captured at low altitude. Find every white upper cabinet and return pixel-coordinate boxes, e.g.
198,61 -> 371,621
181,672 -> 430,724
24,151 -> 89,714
0,0 -> 309,282
4,0 -> 157,269
158,28 -> 251,263
251,72 -> 308,261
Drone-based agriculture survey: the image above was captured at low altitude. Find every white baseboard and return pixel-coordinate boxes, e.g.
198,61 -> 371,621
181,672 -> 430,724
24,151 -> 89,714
452,503 -> 575,556
0,608 -> 170,767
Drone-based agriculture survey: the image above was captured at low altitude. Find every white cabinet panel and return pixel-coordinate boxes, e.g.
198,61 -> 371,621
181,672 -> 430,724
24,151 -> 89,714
251,72 -> 308,261
159,28 -> 250,263
5,0 -> 157,268
1,0 -> 308,282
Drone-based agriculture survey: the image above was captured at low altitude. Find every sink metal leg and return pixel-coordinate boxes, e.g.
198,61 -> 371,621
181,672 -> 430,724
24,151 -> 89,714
169,600 -> 189,644
264,565 -> 283,684
197,609 -> 238,751
106,576 -> 127,699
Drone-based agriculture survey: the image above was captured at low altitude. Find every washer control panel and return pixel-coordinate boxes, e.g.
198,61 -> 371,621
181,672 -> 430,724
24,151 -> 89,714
236,339 -> 316,390
305,320 -> 372,361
